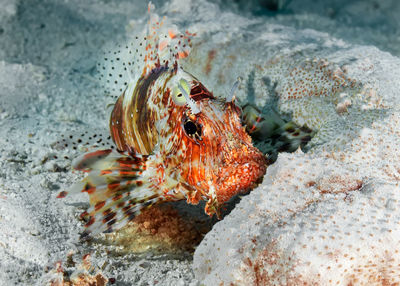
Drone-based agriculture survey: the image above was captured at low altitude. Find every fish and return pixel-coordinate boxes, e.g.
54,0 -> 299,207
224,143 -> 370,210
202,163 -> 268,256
58,4 -> 312,239
57,4 -> 267,238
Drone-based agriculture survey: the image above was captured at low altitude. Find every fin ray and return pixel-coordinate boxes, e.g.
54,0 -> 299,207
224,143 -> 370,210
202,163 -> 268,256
59,150 -> 167,237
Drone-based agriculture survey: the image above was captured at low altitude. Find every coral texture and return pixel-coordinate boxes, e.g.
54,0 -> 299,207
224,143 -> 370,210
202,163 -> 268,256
193,45 -> 400,285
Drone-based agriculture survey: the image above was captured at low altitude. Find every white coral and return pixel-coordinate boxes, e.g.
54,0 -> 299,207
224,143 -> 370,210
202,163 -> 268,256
191,33 -> 400,286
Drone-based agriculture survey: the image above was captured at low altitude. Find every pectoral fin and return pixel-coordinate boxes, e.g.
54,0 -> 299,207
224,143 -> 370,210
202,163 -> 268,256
59,149 -> 166,239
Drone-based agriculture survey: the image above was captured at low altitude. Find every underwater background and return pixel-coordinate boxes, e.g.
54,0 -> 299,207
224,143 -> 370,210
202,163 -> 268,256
1,0 -> 400,285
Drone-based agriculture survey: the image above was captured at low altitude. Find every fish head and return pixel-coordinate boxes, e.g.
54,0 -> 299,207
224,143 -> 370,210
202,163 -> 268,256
160,69 -> 267,216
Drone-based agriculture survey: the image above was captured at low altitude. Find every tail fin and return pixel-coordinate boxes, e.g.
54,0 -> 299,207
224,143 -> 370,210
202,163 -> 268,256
58,150 -> 163,239
242,104 -> 314,164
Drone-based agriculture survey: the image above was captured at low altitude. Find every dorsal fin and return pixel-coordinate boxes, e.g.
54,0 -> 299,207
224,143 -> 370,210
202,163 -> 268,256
97,3 -> 196,98
142,3 -> 195,75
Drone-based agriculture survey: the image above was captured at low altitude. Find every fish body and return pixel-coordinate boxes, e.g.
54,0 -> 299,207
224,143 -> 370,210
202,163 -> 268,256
59,5 -> 267,237
109,66 -> 267,215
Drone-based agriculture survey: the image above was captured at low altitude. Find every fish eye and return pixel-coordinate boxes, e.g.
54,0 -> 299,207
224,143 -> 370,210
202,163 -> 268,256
184,121 -> 197,135
183,118 -> 202,140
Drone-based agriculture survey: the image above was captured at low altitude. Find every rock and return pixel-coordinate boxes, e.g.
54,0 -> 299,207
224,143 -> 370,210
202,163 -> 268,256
194,154 -> 400,284
190,11 -> 400,285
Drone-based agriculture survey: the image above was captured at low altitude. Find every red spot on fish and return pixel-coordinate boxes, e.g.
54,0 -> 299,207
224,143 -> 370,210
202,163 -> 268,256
112,194 -> 123,201
85,216 -> 95,227
103,208 -> 112,216
177,50 -> 189,59
108,182 -> 120,190
82,183 -> 96,194
95,201 -> 106,211
119,163 -> 133,168
168,29 -> 176,39
80,211 -> 89,219
103,212 -> 116,223
119,171 -> 137,176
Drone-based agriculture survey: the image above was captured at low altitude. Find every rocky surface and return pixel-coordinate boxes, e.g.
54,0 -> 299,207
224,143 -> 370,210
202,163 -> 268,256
186,3 -> 400,285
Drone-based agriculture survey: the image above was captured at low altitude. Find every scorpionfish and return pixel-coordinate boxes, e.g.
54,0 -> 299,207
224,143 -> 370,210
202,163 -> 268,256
58,4 -> 313,238
58,5 -> 267,238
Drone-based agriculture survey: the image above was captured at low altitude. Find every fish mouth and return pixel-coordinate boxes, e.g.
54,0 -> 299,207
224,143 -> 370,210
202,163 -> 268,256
215,149 -> 267,204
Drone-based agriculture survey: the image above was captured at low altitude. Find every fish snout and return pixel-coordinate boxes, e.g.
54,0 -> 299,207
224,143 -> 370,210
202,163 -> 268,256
215,143 -> 267,204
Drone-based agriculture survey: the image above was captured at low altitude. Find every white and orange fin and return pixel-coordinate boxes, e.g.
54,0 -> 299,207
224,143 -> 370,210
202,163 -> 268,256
143,3 -> 195,73
58,150 -> 165,239
98,3 -> 196,98
242,104 -> 314,164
